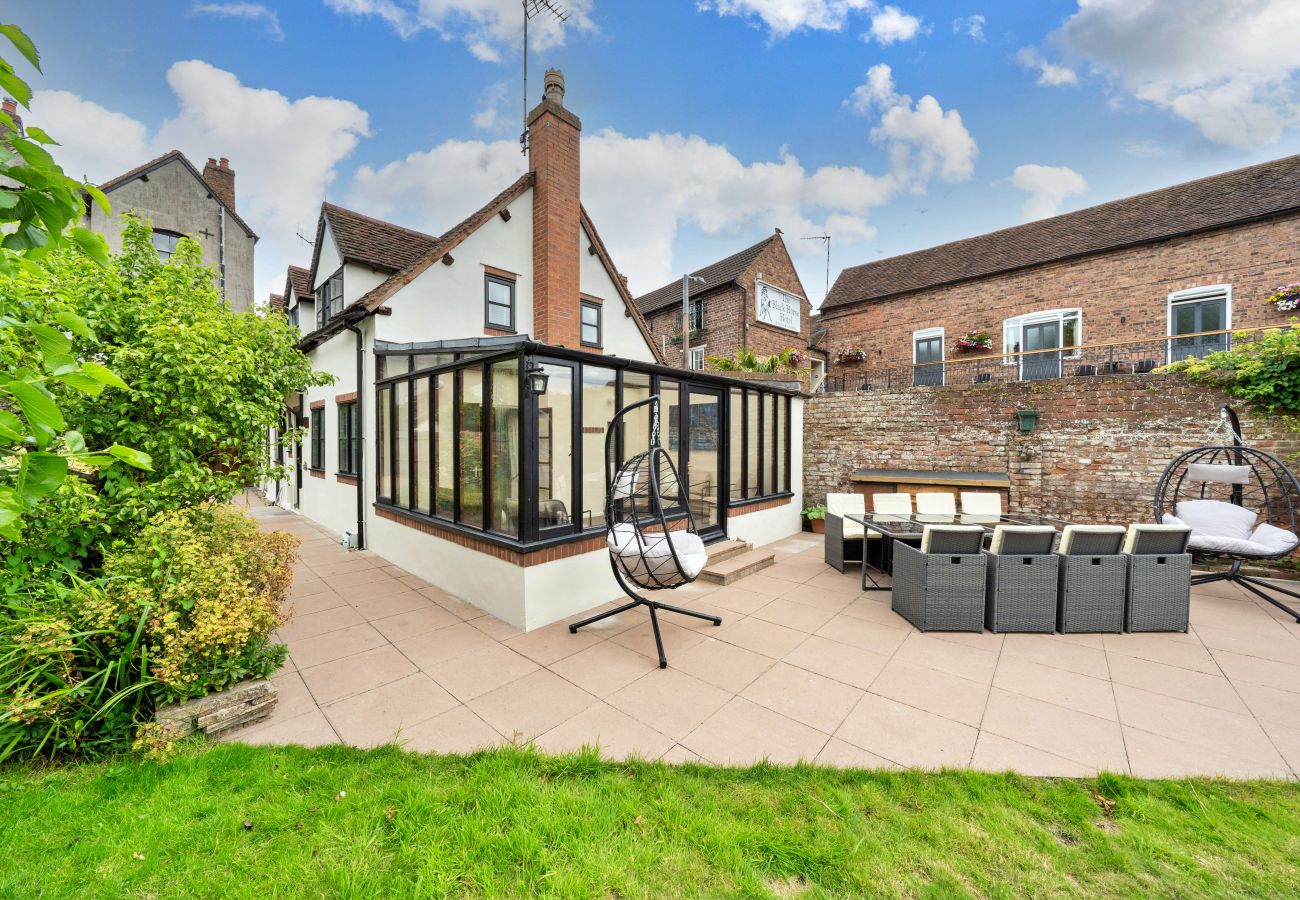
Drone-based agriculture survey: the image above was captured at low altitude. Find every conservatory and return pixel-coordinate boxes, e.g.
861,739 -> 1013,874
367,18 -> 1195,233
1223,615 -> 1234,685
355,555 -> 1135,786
366,337 -> 802,630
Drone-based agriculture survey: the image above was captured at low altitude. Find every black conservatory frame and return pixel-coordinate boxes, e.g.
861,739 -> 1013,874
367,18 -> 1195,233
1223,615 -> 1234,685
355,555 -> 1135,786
372,340 -> 795,553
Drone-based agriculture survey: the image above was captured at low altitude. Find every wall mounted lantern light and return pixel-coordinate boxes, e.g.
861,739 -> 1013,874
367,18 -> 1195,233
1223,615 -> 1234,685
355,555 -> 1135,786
526,364 -> 549,396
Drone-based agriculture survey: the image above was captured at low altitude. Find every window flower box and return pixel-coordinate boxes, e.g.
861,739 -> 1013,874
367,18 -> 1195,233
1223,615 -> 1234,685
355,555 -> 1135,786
836,348 -> 867,364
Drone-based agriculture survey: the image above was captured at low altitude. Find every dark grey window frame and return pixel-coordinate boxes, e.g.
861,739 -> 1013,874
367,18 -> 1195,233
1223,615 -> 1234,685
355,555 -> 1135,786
309,409 -> 325,470
152,229 -> 183,263
484,274 -> 516,332
580,299 -> 602,348
373,343 -> 795,553
316,268 -> 344,329
337,400 -> 360,475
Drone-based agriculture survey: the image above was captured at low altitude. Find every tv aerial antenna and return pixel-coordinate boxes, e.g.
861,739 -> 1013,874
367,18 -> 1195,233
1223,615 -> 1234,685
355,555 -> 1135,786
801,232 -> 831,301
520,0 -> 570,155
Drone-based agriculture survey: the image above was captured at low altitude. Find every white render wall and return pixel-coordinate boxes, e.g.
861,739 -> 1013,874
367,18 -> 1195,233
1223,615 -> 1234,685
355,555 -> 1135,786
578,221 -> 657,362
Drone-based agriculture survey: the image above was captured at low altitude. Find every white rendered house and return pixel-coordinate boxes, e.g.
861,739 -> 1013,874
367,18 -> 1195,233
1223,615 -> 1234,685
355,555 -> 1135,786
269,71 -> 803,630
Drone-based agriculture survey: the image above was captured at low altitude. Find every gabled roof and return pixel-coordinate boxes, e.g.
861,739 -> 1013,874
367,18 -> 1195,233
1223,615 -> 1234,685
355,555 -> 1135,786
268,292 -> 285,311
285,264 -> 313,304
634,234 -> 780,314
93,149 -> 257,240
300,174 -> 534,351
309,202 -> 438,277
823,153 -> 1300,311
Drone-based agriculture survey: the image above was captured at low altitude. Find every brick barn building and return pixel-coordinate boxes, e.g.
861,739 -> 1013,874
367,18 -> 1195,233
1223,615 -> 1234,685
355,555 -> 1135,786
819,154 -> 1300,385
633,231 -> 819,375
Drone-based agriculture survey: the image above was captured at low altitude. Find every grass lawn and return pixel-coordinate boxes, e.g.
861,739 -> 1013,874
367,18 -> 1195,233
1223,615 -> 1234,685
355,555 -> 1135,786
3,743 -> 1300,898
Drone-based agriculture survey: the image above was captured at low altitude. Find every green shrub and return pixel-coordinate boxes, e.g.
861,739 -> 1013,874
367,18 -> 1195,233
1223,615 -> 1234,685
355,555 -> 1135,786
0,578 -> 154,762
99,504 -> 297,703
1163,324 -> 1300,413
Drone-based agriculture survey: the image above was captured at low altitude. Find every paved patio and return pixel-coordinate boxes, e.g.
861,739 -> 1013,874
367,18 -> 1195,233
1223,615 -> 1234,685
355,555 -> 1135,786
232,503 -> 1300,779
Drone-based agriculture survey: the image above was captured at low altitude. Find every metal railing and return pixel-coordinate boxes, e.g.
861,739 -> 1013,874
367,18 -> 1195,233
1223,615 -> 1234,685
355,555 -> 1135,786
820,326 -> 1276,393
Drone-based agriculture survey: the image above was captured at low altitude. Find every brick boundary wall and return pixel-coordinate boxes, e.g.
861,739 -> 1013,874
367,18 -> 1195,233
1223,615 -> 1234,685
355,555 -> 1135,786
803,375 -> 1300,525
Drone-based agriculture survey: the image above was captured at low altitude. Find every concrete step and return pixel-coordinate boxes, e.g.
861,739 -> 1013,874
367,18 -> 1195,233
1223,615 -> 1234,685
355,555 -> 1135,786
699,548 -> 776,585
706,539 -> 752,565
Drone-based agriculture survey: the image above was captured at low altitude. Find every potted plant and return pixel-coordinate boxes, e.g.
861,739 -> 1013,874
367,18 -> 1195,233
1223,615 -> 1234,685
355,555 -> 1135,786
952,330 -> 994,353
1266,282 -> 1300,311
836,348 -> 867,364
802,503 -> 828,533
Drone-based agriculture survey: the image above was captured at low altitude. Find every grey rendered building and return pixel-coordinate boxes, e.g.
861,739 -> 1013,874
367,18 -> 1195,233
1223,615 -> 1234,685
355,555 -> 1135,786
86,150 -> 257,312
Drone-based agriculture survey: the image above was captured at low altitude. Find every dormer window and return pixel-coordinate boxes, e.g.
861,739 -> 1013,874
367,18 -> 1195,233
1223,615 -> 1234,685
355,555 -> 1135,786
316,269 -> 343,328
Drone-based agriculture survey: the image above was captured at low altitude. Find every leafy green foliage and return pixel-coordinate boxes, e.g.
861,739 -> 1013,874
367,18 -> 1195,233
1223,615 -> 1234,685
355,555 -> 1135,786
705,347 -> 805,374
0,578 -> 155,762
100,505 -> 295,704
801,504 -> 827,520
0,23 -> 146,542
1163,324 -> 1300,413
3,218 -> 330,541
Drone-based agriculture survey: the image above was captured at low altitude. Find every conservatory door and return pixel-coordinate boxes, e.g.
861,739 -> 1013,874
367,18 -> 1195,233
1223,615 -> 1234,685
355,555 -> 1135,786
685,387 -> 725,540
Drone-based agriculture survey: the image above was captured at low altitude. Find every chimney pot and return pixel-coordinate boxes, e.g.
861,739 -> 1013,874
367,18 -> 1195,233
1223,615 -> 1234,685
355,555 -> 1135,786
202,156 -> 236,211
543,69 -> 565,106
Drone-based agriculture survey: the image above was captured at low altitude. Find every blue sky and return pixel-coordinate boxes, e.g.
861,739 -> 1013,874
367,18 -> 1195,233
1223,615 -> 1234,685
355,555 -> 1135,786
6,1 -> 1300,305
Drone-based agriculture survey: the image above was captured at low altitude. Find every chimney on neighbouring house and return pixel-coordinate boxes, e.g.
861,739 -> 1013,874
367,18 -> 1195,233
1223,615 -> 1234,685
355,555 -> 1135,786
528,69 -> 581,346
1,97 -> 23,141
202,156 -> 236,210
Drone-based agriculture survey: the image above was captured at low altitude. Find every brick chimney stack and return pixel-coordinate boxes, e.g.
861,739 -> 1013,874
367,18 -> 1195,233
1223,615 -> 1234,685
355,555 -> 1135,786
202,156 -> 236,210
1,97 -> 23,140
528,69 -> 581,346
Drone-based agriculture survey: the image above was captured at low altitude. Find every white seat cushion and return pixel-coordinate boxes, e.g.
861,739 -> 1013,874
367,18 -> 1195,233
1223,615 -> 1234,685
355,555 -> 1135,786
872,492 -> 912,515
1186,463 -> 1251,485
1059,524 -> 1125,555
1175,499 -> 1258,541
960,491 -> 1002,515
915,493 -> 956,515
1122,523 -> 1190,554
608,525 -> 708,581
827,492 -> 866,539
1249,522 -> 1298,554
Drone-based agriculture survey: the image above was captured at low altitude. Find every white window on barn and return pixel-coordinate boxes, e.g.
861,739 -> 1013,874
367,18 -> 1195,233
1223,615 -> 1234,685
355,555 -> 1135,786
688,346 -> 705,370
1003,309 -> 1081,360
1168,285 -> 1230,363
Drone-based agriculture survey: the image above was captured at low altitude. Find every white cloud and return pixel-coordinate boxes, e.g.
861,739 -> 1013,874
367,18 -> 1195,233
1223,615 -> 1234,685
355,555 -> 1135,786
1122,138 -> 1168,158
864,5 -> 924,45
1056,0 -> 1300,146
847,65 -> 978,188
30,90 -> 150,182
952,14 -> 984,41
472,81 -> 512,132
696,0 -> 874,38
847,63 -> 904,114
347,130 -> 894,296
325,0 -> 595,61
35,61 -> 370,303
189,3 -> 285,41
347,63 -> 974,300
1016,47 -> 1078,87
1010,163 -> 1087,220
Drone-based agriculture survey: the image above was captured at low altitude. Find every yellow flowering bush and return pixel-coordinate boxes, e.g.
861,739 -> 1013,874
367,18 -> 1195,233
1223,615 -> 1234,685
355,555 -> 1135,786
102,504 -> 297,703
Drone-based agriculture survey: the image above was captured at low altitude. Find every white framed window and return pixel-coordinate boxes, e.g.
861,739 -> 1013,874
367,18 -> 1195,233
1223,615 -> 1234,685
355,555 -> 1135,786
912,327 -> 944,386
1167,284 -> 1231,362
1002,308 -> 1082,363
687,346 -> 705,370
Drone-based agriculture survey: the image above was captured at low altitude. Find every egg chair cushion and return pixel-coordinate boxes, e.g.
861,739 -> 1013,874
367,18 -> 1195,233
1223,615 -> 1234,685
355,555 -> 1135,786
1164,513 -> 1297,556
1175,499 -> 1258,541
607,524 -> 709,583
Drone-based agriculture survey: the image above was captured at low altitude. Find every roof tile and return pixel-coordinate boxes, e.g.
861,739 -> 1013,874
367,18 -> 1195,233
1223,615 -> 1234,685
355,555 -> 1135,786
633,234 -> 779,314
823,153 -> 1300,310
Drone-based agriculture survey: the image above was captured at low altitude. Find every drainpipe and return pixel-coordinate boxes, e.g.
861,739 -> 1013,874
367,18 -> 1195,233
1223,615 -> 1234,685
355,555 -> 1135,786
740,283 -> 751,352
218,206 -> 227,303
344,321 -> 366,550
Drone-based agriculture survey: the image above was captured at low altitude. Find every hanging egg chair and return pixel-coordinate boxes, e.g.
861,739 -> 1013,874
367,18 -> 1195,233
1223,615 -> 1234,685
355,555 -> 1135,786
568,395 -> 721,668
1153,405 -> 1300,623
